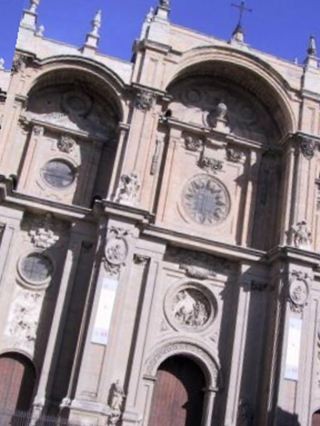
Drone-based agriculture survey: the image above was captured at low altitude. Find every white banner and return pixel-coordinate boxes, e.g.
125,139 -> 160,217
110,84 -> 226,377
284,317 -> 302,381
91,277 -> 118,345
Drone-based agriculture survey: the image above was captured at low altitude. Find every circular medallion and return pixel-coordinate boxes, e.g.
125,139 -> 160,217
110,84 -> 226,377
173,288 -> 211,329
289,279 -> 309,306
105,238 -> 128,266
41,159 -> 76,189
182,175 -> 230,225
19,253 -> 53,285
62,91 -> 92,116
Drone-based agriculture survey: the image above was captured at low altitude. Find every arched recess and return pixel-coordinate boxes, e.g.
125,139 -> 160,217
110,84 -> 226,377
163,48 -> 296,250
0,352 -> 36,412
148,355 -> 206,426
144,341 -> 220,426
164,46 -> 296,137
17,64 -> 124,206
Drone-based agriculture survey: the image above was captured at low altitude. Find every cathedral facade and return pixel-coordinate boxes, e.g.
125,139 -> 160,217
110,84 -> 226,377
0,1 -> 320,425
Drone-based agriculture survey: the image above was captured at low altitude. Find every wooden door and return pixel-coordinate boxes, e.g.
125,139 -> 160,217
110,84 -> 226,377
0,353 -> 36,412
148,356 -> 205,426
313,411 -> 320,426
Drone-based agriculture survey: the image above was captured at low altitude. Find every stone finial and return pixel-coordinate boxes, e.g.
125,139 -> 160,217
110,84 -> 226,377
36,24 -> 45,37
0,58 -> 5,70
29,0 -> 40,14
83,10 -> 102,52
155,0 -> 170,20
159,0 -> 170,9
91,10 -> 102,37
305,36 -> 318,69
307,35 -> 317,56
146,7 -> 155,23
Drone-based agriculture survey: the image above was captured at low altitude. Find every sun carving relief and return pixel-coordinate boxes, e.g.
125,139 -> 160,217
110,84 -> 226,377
182,175 -> 230,225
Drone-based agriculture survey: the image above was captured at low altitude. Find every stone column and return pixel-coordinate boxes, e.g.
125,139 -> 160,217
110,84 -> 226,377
31,228 -> 84,419
223,263 -> 252,426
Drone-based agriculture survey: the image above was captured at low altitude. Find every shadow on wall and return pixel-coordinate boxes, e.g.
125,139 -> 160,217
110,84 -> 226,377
275,408 -> 301,426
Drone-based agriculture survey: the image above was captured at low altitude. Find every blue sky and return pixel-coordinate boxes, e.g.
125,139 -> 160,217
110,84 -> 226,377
1,0 -> 320,69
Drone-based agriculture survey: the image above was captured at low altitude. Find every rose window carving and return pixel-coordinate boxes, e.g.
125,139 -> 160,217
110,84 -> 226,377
182,175 -> 230,225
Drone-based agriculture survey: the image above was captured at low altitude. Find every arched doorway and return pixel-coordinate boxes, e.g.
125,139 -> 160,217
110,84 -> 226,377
0,353 -> 36,412
312,410 -> 320,426
148,355 -> 206,426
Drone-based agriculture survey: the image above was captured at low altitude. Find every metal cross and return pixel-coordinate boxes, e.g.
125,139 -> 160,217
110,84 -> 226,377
231,1 -> 252,26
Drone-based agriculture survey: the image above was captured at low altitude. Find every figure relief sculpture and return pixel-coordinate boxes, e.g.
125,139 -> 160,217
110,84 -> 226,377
108,380 -> 126,425
57,135 -> 75,154
135,89 -> 155,111
114,173 -> 140,206
173,289 -> 211,329
287,220 -> 312,250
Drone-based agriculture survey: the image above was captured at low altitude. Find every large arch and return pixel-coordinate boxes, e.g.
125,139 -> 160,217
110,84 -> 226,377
164,46 -> 297,138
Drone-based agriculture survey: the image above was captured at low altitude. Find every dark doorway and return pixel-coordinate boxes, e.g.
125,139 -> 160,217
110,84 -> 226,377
0,353 -> 36,412
148,355 -> 205,426
313,410 -> 320,426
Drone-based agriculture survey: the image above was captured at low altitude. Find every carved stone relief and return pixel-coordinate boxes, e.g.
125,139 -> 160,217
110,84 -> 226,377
288,271 -> 310,313
113,173 -> 140,207
135,89 -> 156,111
172,288 -> 211,329
182,174 -> 230,225
5,289 -> 43,351
199,156 -> 223,173
184,135 -> 203,152
104,227 -> 130,278
286,220 -> 312,250
207,101 -> 231,133
57,134 -> 76,153
108,380 -> 126,425
226,146 -> 244,163
298,135 -> 316,160
28,213 -> 61,249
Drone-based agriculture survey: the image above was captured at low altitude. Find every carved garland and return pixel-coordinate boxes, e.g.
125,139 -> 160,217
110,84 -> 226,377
104,227 -> 130,278
288,271 -> 310,313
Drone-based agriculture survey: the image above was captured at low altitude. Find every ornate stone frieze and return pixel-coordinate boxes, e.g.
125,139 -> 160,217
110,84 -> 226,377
114,173 -> 140,206
226,146 -> 244,163
172,288 -> 211,329
199,156 -> 223,173
298,135 -> 316,160
135,89 -> 156,111
5,290 -> 43,350
104,227 -> 130,278
286,220 -> 312,250
182,175 -> 230,225
184,135 -> 203,152
28,213 -> 60,249
108,381 -> 126,425
288,271 -> 310,313
166,247 -> 229,278
57,134 -> 76,153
